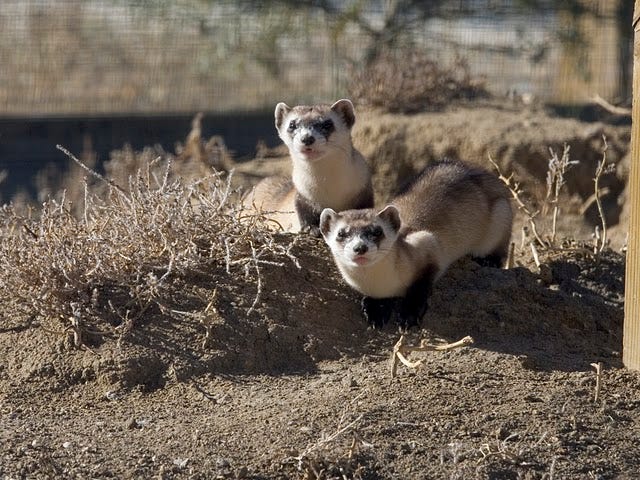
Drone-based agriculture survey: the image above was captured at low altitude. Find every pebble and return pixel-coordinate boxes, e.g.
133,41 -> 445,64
173,458 -> 189,469
342,375 -> 357,388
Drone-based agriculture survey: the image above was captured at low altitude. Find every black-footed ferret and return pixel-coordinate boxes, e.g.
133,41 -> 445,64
320,160 -> 513,327
244,99 -> 373,234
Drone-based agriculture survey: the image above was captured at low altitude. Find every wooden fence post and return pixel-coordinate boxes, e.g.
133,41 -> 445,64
623,0 -> 640,370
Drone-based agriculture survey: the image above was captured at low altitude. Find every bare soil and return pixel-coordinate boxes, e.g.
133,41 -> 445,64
1,103 -> 638,479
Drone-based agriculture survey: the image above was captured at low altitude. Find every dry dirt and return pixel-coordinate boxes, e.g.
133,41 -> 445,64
1,103 -> 639,479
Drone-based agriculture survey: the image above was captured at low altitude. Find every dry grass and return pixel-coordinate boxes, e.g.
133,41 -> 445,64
490,143 -> 583,254
543,144 -> 578,245
285,391 -> 374,480
490,140 -> 616,275
0,146 -> 293,348
28,114 -> 233,219
348,49 -> 488,114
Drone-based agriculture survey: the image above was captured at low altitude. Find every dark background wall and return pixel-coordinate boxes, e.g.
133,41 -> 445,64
0,111 -> 277,200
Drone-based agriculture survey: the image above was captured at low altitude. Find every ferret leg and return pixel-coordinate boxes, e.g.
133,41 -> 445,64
473,241 -> 509,268
295,193 -> 321,236
473,254 -> 504,268
399,266 -> 437,328
361,297 -> 400,328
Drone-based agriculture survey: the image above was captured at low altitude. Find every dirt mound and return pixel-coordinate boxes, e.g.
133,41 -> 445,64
0,236 -> 623,389
426,248 -> 624,371
353,104 -> 629,224
0,242 -> 630,478
0,234 -> 380,391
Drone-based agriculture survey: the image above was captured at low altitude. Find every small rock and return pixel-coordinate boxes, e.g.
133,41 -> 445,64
342,375 -> 357,388
105,390 -> 120,401
173,458 -> 189,469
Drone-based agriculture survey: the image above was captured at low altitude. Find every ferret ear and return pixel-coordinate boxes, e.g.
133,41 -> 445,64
330,99 -> 355,129
319,208 -> 339,238
275,102 -> 292,131
377,205 -> 401,231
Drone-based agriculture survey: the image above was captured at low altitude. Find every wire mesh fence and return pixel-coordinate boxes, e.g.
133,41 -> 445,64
0,0 -> 632,115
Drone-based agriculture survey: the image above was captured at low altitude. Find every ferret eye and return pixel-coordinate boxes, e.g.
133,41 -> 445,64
288,120 -> 297,132
336,229 -> 348,241
320,119 -> 334,132
369,226 -> 383,238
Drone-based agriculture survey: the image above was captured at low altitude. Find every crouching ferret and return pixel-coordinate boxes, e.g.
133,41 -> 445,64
319,160 -> 513,327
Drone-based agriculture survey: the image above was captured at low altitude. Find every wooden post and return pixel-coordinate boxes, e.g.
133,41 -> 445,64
623,1 -> 640,370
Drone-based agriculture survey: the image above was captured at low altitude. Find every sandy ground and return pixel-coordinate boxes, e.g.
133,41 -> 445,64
1,103 -> 638,479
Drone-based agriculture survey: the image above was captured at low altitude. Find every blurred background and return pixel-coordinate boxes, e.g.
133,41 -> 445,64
0,0 -> 633,202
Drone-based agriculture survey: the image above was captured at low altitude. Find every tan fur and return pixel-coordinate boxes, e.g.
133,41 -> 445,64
339,229 -> 439,298
244,99 -> 373,233
242,177 -> 300,232
393,160 -> 512,273
321,160 -> 513,299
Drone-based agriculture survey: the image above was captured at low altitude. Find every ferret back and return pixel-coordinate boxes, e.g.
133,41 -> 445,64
393,160 -> 512,263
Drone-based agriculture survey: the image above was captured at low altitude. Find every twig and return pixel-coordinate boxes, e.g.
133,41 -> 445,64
520,226 -> 528,250
593,226 -> 601,254
56,144 -> 126,193
200,288 -> 220,349
506,242 -> 515,269
544,144 -> 576,245
292,392 -> 368,473
529,242 -> 541,269
22,224 -> 39,240
579,187 -> 611,216
590,362 -> 603,402
246,242 -> 262,316
488,156 -> 546,248
593,137 -> 609,253
591,94 -> 631,117
390,335 -> 474,378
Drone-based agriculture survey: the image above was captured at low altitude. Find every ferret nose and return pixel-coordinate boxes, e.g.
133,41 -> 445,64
353,244 -> 368,255
301,135 -> 315,146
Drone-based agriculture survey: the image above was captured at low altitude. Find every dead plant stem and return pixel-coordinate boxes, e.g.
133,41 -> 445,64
593,137 -> 609,253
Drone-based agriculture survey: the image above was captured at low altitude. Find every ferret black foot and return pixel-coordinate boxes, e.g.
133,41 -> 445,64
398,297 -> 429,329
361,297 -> 399,329
473,254 -> 504,268
397,266 -> 435,328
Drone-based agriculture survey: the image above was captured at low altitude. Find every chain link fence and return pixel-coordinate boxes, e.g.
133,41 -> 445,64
0,0 -> 632,115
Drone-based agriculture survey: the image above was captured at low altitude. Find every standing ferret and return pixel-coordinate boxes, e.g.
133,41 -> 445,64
243,99 -> 373,234
319,159 -> 513,328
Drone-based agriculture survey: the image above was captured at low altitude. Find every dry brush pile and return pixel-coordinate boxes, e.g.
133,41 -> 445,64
348,49 -> 488,114
0,149 -> 293,352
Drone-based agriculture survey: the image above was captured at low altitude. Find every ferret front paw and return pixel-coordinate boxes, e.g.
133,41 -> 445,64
361,297 -> 399,329
472,254 -> 504,268
398,298 -> 428,329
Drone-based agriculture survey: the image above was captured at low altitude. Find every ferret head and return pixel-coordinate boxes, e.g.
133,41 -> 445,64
274,99 -> 355,162
319,205 -> 401,268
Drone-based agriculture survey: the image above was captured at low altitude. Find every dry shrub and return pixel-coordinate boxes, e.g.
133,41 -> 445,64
39,113 -> 234,218
0,151 -> 291,348
349,49 -> 488,114
283,392 -> 375,480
